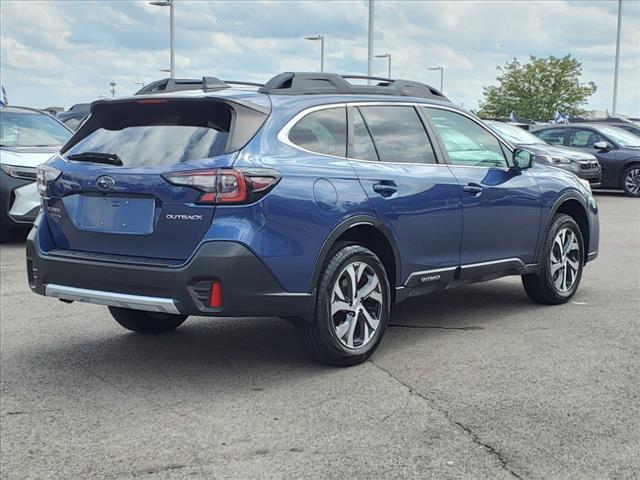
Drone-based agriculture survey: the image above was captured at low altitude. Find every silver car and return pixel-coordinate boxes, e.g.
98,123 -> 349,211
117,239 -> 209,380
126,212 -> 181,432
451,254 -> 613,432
0,106 -> 72,241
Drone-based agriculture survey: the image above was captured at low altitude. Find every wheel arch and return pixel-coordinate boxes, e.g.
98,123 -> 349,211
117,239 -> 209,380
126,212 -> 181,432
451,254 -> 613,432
618,159 -> 640,189
310,216 -> 402,296
541,193 -> 590,263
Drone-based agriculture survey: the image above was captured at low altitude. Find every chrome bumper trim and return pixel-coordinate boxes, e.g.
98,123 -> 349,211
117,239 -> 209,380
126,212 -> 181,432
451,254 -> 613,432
44,284 -> 180,314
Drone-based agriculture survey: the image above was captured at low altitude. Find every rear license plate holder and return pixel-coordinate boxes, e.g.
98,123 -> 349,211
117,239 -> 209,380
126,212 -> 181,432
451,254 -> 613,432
76,195 -> 155,234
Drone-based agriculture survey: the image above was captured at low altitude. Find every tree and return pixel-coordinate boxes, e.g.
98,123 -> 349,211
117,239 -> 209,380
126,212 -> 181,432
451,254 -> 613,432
478,55 -> 597,120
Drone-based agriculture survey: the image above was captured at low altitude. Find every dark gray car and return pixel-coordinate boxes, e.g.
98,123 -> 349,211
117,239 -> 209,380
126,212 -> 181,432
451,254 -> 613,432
485,121 -> 601,185
532,123 -> 640,197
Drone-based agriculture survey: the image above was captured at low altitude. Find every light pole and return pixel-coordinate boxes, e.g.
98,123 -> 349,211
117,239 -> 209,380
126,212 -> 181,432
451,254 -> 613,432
109,81 -> 117,98
375,53 -> 391,78
304,35 -> 325,72
428,66 -> 444,92
150,0 -> 175,79
612,0 -> 623,115
367,0 -> 374,84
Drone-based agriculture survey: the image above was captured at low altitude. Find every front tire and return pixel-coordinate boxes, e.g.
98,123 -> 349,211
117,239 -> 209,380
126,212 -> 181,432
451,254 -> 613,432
522,213 -> 584,305
108,307 -> 187,334
622,164 -> 640,197
297,244 -> 391,367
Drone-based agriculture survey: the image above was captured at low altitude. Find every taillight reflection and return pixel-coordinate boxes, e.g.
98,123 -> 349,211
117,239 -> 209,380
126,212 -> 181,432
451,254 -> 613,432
36,164 -> 62,197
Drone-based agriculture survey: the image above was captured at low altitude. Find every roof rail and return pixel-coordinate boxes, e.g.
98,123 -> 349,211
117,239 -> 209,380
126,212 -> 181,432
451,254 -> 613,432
224,80 -> 264,87
134,77 -> 264,95
258,72 -> 448,101
567,117 -> 632,124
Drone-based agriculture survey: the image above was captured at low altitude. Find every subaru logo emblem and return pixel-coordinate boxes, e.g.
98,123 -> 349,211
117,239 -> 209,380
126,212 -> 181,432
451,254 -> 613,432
96,176 -> 115,190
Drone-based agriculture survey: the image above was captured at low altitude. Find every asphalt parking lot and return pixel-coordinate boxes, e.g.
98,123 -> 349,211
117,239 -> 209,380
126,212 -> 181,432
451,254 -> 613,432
1,192 -> 638,480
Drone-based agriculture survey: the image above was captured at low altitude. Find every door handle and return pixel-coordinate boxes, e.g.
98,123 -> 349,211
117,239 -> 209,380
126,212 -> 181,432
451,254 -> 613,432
462,183 -> 483,196
373,181 -> 398,197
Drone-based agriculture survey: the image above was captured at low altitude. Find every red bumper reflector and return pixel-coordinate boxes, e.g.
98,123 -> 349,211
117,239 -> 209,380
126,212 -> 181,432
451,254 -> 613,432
209,281 -> 223,308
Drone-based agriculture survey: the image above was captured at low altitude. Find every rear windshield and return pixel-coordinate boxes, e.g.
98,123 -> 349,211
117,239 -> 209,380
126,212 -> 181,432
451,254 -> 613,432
64,101 -> 233,167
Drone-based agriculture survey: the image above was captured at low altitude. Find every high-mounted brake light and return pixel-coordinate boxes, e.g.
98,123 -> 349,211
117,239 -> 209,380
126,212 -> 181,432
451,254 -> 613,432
136,98 -> 169,104
162,168 -> 280,205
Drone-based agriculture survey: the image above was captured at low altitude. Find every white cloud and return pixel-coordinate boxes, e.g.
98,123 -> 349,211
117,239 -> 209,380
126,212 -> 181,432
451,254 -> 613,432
0,37 -> 64,70
0,0 -> 638,116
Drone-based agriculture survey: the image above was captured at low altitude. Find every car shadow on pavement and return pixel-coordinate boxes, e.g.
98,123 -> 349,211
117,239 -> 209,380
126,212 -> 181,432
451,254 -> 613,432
22,278 -> 541,392
592,189 -> 626,197
389,278 -> 532,330
1,228 -> 30,245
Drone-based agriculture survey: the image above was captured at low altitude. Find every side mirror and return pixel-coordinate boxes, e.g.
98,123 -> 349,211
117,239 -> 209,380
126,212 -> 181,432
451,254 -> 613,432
593,141 -> 609,151
512,149 -> 533,170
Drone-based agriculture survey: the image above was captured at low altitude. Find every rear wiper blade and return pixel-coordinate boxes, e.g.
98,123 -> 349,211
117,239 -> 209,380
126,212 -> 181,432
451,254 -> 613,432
66,152 -> 123,166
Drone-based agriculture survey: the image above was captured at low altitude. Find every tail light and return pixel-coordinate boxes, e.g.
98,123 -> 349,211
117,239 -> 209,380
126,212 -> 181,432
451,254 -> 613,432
162,168 -> 280,204
36,165 -> 62,197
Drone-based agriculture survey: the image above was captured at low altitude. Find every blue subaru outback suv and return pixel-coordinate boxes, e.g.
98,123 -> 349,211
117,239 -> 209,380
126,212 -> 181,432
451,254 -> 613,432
27,73 -> 599,366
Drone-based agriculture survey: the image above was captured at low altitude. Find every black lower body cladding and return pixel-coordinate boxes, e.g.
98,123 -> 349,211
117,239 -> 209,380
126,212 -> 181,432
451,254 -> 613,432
27,228 -> 311,319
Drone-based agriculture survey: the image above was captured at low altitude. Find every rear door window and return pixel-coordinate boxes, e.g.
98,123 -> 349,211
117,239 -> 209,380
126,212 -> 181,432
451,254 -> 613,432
348,108 -> 379,161
359,106 -> 437,164
64,101 -> 234,166
289,107 -> 347,157
537,128 -> 566,146
569,128 -> 604,148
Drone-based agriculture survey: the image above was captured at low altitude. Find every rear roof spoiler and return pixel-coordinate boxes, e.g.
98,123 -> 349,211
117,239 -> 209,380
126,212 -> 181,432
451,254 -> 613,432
64,96 -> 269,155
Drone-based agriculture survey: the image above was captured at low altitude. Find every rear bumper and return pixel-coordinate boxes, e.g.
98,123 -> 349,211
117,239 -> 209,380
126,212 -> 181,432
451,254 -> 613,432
27,226 -> 312,319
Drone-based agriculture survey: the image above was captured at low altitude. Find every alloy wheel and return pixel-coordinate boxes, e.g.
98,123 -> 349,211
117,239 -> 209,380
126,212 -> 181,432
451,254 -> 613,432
550,227 -> 581,294
330,262 -> 383,349
624,167 -> 640,195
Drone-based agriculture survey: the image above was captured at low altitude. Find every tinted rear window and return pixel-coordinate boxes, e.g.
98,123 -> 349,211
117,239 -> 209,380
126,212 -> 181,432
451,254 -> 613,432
64,101 -> 232,167
289,107 -> 347,157
536,128 -> 566,145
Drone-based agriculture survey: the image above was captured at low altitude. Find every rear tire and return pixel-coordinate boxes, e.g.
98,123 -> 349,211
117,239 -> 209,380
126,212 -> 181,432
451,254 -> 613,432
297,244 -> 391,367
522,213 -> 584,305
622,164 -> 640,197
108,307 -> 187,334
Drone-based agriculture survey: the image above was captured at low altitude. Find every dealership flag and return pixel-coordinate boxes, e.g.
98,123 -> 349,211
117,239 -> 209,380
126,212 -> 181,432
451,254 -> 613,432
0,86 -> 7,107
554,110 -> 568,124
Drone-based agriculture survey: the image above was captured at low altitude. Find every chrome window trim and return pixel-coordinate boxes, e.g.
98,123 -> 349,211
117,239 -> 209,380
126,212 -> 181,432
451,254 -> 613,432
277,101 -> 516,169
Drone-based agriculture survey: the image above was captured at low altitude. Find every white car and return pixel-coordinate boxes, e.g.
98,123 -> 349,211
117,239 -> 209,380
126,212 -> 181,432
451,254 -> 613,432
1,106 -> 73,241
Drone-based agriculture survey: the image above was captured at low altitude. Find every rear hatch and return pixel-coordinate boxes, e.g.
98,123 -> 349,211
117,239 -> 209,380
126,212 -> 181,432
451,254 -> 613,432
41,96 -> 268,262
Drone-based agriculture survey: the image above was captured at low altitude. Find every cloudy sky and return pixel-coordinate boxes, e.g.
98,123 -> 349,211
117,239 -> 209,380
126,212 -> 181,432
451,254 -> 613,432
1,0 -> 639,116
